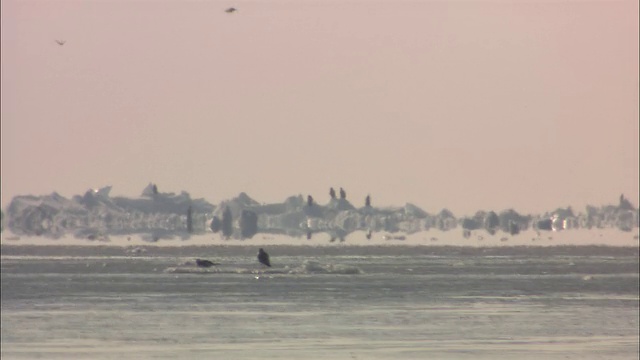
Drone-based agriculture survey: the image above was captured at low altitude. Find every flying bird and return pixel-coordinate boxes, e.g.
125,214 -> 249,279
225,7 -> 237,13
55,40 -> 66,46
257,248 -> 271,267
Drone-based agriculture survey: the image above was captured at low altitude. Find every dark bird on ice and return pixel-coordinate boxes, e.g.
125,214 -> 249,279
195,259 -> 216,268
257,248 -> 271,267
55,40 -> 66,46
225,7 -> 237,13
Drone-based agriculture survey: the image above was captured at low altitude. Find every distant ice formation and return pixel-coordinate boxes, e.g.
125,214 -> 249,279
163,260 -> 363,275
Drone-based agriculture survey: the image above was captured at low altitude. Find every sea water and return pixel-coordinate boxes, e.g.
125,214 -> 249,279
1,232 -> 638,359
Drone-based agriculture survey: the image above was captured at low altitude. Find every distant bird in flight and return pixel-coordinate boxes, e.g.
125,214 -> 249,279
257,248 -> 271,267
225,7 -> 237,13
55,40 -> 66,46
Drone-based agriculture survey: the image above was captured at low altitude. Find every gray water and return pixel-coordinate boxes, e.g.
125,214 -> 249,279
1,244 -> 638,359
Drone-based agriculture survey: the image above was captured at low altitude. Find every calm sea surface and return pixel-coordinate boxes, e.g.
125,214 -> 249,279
1,242 -> 638,359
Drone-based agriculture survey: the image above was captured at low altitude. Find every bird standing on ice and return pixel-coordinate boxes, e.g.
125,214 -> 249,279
257,248 -> 271,267
195,259 -> 216,268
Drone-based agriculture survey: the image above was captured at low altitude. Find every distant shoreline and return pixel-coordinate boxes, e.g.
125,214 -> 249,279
1,228 -> 637,249
2,185 -> 638,242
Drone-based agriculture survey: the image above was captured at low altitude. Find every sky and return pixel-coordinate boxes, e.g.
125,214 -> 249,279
1,0 -> 638,216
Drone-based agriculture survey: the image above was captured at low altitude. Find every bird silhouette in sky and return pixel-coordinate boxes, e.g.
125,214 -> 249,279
55,40 -> 66,46
225,7 -> 237,13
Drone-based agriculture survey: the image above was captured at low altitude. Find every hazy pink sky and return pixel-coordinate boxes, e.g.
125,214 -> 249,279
1,0 -> 638,215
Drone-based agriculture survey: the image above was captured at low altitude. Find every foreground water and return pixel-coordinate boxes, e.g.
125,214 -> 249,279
1,235 -> 639,359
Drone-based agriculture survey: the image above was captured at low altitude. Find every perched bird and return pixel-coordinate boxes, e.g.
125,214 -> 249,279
339,187 -> 346,199
195,259 -> 216,268
55,40 -> 66,46
257,248 -> 271,267
225,7 -> 237,13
